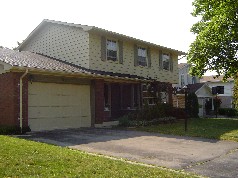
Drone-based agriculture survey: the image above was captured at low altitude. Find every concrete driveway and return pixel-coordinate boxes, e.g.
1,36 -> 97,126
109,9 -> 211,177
20,128 -> 238,178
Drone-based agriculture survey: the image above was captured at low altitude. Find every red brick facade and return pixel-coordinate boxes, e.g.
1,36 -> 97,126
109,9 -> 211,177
0,72 -> 28,128
0,73 -> 174,128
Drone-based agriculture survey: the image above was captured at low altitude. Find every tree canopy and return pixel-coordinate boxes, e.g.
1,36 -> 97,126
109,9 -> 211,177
188,0 -> 238,79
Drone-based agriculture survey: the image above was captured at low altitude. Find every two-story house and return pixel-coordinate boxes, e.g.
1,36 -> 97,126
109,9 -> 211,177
177,63 -> 200,87
200,76 -> 234,108
0,19 -> 185,131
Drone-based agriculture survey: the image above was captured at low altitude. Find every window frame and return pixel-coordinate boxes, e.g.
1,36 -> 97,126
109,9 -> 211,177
106,39 -> 118,62
137,46 -> 147,67
162,53 -> 170,71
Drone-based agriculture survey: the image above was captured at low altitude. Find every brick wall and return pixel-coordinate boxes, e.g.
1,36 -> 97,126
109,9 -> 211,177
0,72 -> 28,128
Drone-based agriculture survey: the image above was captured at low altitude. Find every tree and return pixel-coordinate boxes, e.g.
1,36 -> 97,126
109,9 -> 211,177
188,0 -> 238,79
233,75 -> 238,109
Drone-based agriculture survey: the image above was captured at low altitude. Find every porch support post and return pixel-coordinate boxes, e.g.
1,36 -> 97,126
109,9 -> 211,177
94,79 -> 104,124
168,83 -> 173,105
137,83 -> 141,109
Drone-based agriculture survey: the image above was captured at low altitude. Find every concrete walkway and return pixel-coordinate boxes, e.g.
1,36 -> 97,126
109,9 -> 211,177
20,128 -> 238,178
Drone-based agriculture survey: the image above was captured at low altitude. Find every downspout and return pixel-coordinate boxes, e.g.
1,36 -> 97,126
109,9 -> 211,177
19,69 -> 28,133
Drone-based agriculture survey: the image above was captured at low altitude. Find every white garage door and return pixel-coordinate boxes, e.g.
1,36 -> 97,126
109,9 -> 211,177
28,82 -> 91,131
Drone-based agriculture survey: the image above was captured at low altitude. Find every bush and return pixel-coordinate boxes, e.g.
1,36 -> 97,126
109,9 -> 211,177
135,103 -> 173,121
170,108 -> 188,120
118,115 -> 131,127
227,108 -> 237,117
187,93 -> 199,118
213,97 -> 222,111
218,108 -> 227,115
218,108 -> 237,117
0,126 -> 31,135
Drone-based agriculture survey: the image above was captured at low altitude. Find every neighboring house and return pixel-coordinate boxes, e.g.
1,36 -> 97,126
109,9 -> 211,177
173,83 -> 213,117
0,19 -> 185,131
200,76 -> 234,108
173,63 -> 214,117
187,83 -> 213,117
177,63 -> 200,88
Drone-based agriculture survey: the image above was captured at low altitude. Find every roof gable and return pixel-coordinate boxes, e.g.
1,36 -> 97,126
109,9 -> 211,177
187,83 -> 213,97
18,19 -> 186,55
178,63 -> 189,70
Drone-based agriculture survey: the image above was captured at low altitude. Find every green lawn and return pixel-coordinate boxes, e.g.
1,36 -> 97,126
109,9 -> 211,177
136,118 -> 238,142
0,136 -> 197,178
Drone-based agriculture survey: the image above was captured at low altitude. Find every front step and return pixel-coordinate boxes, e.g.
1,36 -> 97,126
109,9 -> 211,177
95,121 -> 119,128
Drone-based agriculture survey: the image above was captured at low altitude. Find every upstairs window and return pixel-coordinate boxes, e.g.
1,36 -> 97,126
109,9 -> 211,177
162,53 -> 170,70
106,39 -> 117,61
138,47 -> 147,66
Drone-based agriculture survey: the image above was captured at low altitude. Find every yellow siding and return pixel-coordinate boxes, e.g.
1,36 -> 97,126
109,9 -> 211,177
89,33 -> 179,83
0,64 -> 4,74
21,23 -> 90,68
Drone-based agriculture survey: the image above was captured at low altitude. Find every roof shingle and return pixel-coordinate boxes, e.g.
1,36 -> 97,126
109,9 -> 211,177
0,48 -> 149,81
200,75 -> 234,82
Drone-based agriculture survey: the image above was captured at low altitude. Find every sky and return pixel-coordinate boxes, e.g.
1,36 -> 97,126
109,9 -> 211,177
0,0 -> 198,63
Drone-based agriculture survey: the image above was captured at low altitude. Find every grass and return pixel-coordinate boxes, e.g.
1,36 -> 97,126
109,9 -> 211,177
0,136 -> 197,178
135,118 -> 238,142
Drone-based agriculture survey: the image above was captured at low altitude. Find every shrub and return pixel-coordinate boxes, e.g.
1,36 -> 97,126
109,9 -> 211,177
218,108 -> 237,117
118,115 -> 131,127
187,92 -> 199,118
118,104 -> 186,127
0,126 -> 31,135
226,108 -> 237,117
213,97 -> 222,111
218,108 -> 227,115
135,103 -> 174,121
170,108 -> 188,120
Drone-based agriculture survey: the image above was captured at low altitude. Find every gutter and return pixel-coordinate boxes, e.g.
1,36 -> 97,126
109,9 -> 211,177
19,69 -> 28,133
11,67 -> 150,83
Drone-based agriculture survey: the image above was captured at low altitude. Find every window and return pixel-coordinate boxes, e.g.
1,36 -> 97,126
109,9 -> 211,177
138,47 -> 147,66
212,86 -> 224,94
106,39 -> 117,61
160,92 -> 169,103
162,53 -> 170,70
181,74 -> 185,87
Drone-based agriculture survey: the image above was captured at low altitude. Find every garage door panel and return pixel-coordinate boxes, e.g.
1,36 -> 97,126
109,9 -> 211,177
29,106 -> 82,118
28,82 -> 91,131
29,116 -> 91,131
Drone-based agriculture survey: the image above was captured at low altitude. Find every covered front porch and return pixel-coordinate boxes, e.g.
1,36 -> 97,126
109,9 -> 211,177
93,79 -> 173,126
